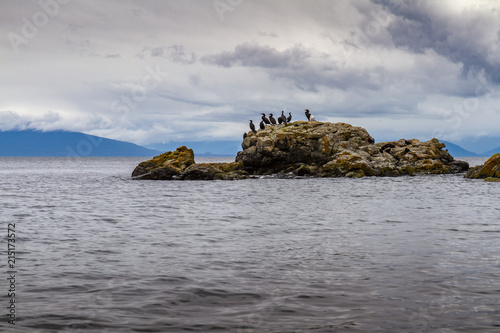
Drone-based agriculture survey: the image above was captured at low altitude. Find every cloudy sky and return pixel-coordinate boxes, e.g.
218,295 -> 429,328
1,0 -> 500,145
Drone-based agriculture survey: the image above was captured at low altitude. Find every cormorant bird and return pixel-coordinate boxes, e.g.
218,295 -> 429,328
249,120 -> 257,133
278,114 -> 283,124
304,109 -> 315,122
259,120 -> 265,130
280,110 -> 287,125
269,113 -> 277,125
287,112 -> 292,123
261,113 -> 270,125
243,132 -> 247,139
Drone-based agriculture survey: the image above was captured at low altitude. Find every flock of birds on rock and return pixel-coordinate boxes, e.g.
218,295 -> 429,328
246,109 -> 316,137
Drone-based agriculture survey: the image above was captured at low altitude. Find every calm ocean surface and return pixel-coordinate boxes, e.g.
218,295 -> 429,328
1,156 -> 499,332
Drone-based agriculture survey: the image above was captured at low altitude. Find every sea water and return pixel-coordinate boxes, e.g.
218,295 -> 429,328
1,157 -> 499,332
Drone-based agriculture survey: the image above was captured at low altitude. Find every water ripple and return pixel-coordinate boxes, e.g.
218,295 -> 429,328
1,157 -> 499,332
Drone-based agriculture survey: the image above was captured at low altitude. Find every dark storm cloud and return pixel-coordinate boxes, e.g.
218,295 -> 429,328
139,45 -> 196,64
202,43 -> 327,91
202,43 -> 310,69
372,0 -> 500,84
202,43 -> 390,92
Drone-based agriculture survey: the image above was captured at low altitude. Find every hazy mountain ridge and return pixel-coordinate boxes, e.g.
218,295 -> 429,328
0,130 -> 160,157
482,147 -> 500,156
454,136 -> 500,154
441,141 -> 481,157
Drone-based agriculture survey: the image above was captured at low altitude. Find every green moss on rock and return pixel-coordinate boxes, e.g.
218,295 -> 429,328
131,146 -> 194,179
484,177 -> 500,182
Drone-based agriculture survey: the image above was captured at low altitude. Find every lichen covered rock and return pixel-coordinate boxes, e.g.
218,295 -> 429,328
465,153 -> 500,182
131,147 -> 247,180
236,121 -> 468,178
131,146 -> 195,180
132,121 -> 469,180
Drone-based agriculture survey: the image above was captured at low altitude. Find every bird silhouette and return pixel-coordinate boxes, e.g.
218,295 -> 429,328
304,109 -> 315,121
249,120 -> 257,133
280,110 -> 287,125
261,113 -> 270,125
269,113 -> 277,125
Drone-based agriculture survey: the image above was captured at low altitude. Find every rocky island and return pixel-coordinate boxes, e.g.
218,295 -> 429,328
132,121 -> 470,180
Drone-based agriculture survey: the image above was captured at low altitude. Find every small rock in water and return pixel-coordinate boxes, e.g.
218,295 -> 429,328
465,153 -> 500,182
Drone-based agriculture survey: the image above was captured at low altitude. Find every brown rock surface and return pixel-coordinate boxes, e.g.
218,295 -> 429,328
465,153 -> 500,182
236,121 -> 468,178
131,146 -> 195,180
132,121 -> 469,180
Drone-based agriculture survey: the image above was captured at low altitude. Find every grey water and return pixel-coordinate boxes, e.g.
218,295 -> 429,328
1,156 -> 499,332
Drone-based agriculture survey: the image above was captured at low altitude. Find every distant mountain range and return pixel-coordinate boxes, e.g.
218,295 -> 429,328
482,147 -> 500,156
0,130 -> 160,157
441,141 -> 481,157
0,130 -> 498,157
441,141 -> 500,157
442,140 -> 499,157
452,136 -> 500,155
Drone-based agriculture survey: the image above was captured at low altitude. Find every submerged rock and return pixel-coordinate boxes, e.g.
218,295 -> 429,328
132,121 -> 469,180
465,153 -> 500,182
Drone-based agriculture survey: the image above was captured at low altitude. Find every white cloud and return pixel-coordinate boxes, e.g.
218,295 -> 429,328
1,0 -> 499,146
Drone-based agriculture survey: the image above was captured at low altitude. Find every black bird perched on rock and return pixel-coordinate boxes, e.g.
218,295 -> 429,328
269,113 -> 277,125
278,114 -> 283,124
243,132 -> 247,139
280,110 -> 287,125
261,113 -> 270,125
249,120 -> 257,133
259,120 -> 265,130
287,112 -> 292,123
304,109 -> 315,122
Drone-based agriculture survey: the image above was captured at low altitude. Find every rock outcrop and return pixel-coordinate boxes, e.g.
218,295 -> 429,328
180,162 -> 248,180
132,121 -> 469,180
132,146 -> 248,180
236,121 -> 468,178
132,146 -> 195,180
465,153 -> 500,182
